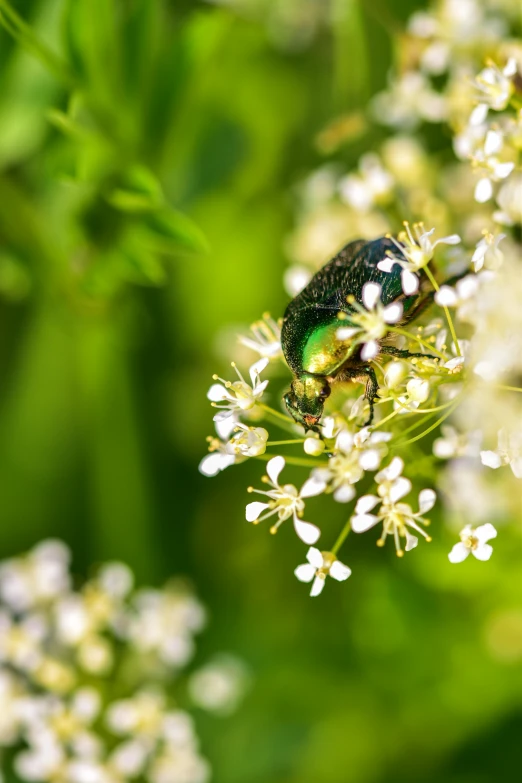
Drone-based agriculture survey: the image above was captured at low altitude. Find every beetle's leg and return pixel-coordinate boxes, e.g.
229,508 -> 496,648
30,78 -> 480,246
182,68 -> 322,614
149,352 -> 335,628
380,346 -> 438,361
362,365 -> 379,426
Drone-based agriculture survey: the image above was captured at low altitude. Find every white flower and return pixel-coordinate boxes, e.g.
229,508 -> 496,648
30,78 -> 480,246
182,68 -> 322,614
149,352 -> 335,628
471,231 -> 506,272
494,172 -> 522,225
481,428 -> 522,478
433,425 -> 482,459
294,548 -> 352,597
350,457 -> 436,556
239,313 -> 282,360
378,222 -> 461,294
435,274 -> 481,320
199,438 -> 237,477
188,655 -> 249,715
207,358 -> 269,421
336,281 -> 403,360
448,523 -> 497,563
471,130 -> 515,203
312,427 -> 391,503
371,71 -> 447,129
199,423 -> 268,477
283,265 -> 313,297
303,437 -> 326,456
472,58 -> 517,119
338,153 -> 394,212
395,377 -> 430,412
0,540 -> 71,613
246,456 -> 325,544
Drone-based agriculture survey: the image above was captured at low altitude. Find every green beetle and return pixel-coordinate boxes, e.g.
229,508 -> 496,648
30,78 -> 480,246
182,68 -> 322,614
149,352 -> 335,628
281,237 -> 437,432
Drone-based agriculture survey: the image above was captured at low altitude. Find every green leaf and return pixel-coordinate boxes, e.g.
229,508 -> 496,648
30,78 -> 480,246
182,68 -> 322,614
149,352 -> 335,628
141,208 -> 209,254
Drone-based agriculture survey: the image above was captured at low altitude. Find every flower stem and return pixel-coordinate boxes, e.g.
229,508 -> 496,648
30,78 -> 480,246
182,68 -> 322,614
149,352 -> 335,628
424,265 -> 461,356
494,384 -> 522,393
259,403 -> 294,423
254,453 -> 325,468
394,395 -> 463,448
332,520 -> 352,555
266,439 -> 305,446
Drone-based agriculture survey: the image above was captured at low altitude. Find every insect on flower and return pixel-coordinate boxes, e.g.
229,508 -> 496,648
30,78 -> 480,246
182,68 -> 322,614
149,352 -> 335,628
281,234 -> 459,432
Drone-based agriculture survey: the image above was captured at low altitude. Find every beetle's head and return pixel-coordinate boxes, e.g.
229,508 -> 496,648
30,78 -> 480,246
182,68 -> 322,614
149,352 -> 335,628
284,374 -> 331,433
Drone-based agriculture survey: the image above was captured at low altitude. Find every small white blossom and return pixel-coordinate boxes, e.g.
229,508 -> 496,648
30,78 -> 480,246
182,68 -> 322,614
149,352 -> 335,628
351,457 -> 436,556
471,130 -> 515,203
472,57 -> 517,120
313,427 -> 391,503
338,153 -> 394,212
472,231 -> 506,271
433,425 -> 482,459
494,171 -> 522,225
0,540 -> 71,613
283,265 -> 313,297
294,548 -> 351,597
448,523 -> 497,563
336,281 -> 403,360
378,222 -> 461,294
246,456 -> 326,544
188,655 -> 249,715
395,377 -> 430,412
481,428 -> 522,478
239,313 -> 282,360
435,274 -> 482,320
207,358 -> 269,421
303,437 -> 326,456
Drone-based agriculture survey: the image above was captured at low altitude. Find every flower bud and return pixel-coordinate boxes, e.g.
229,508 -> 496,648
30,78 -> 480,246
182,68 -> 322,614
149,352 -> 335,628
384,360 -> 409,389
304,438 -> 325,456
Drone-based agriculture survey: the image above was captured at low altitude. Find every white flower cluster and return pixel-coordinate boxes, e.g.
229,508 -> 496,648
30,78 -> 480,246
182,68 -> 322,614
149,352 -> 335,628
201,0 -> 521,598
0,541 -> 245,782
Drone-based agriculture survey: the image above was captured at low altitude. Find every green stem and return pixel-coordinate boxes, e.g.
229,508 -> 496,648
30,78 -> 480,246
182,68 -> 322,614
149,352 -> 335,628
266,439 -> 305,447
259,403 -> 294,423
394,395 -> 463,448
254,453 -> 325,469
424,265 -> 461,357
494,384 -> 522,393
0,0 -> 75,87
332,520 -> 352,555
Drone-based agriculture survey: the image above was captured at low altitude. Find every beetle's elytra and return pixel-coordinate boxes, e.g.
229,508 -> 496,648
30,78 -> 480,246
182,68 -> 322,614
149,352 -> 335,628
281,236 -> 436,432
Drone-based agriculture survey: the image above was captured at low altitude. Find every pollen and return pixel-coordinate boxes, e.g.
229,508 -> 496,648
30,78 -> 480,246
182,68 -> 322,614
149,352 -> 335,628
269,525 -> 278,535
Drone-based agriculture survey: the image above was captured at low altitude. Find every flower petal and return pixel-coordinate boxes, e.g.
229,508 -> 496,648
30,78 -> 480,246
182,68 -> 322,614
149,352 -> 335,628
359,449 -> 382,471
448,542 -> 470,563
480,450 -> 503,469
404,531 -> 418,552
362,282 -> 382,311
389,476 -> 412,503
300,476 -> 327,498
361,340 -> 380,361
475,177 -> 493,203
437,234 -> 461,246
378,456 -> 404,482
475,523 -> 497,543
337,326 -> 359,341
472,543 -> 493,561
435,286 -> 458,307
294,564 -> 316,583
310,575 -> 326,597
351,513 -> 379,533
306,547 -> 323,568
469,103 -> 488,125
199,453 -> 235,477
329,560 -> 352,582
207,384 -> 229,402
249,357 -> 269,384
293,516 -> 321,545
382,301 -> 403,324
418,488 -> 436,514
401,269 -> 419,295
333,484 -> 356,503
266,456 -> 285,485
377,258 -> 396,273
245,501 -> 269,522
355,494 -> 380,514
484,129 -> 502,156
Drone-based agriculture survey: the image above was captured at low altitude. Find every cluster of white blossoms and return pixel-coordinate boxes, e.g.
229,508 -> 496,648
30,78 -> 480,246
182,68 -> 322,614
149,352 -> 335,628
201,0 -> 521,597
0,541 -> 246,782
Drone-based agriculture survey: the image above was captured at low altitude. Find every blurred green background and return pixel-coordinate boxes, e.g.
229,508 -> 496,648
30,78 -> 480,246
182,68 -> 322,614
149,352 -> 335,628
0,1 -> 521,782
